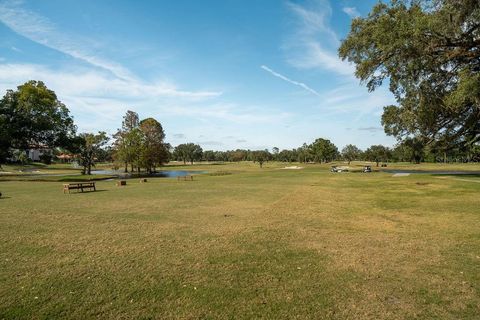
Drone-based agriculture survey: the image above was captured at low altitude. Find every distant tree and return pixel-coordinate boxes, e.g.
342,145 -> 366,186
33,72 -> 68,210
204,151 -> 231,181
139,118 -> 168,173
214,151 -> 228,162
0,80 -> 76,165
309,138 -> 338,163
113,110 -> 142,172
278,149 -> 297,163
297,143 -> 313,163
272,147 -> 279,160
78,132 -> 109,175
341,144 -> 362,165
174,143 -> 203,164
396,137 -> 425,164
364,145 -> 391,167
228,150 -> 246,162
252,150 -> 269,168
203,150 -> 216,162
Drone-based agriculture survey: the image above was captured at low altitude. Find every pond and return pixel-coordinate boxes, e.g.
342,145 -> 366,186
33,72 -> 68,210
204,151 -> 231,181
90,170 -> 206,178
382,169 -> 480,175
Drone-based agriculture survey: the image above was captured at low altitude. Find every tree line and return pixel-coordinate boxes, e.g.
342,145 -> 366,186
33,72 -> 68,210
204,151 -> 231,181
1,80 -> 479,175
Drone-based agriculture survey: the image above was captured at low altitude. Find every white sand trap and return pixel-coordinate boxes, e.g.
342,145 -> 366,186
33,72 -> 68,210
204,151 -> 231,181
393,173 -> 410,177
283,166 -> 304,170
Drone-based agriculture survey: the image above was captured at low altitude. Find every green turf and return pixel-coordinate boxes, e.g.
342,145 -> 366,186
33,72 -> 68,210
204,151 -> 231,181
0,162 -> 479,319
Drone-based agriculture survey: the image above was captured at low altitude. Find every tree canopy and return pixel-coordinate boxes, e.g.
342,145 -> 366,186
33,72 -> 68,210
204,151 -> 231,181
78,132 -> 109,175
0,80 -> 76,163
339,0 -> 480,151
342,144 -> 362,164
364,145 -> 392,166
309,138 -> 338,163
173,143 -> 203,164
113,111 -> 168,172
139,118 -> 169,173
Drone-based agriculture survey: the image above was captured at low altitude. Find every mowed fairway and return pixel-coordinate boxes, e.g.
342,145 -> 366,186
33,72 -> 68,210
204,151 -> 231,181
1,163 -> 479,319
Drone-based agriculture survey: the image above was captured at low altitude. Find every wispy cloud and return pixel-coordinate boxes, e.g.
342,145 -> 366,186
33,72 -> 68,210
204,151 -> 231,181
358,126 -> 383,132
285,1 -> 354,76
0,63 -> 221,101
0,0 -> 221,99
161,102 -> 292,125
282,0 -> 395,120
0,0 -> 133,80
173,133 -> 186,139
260,65 -> 319,96
197,140 -> 224,146
342,7 -> 360,18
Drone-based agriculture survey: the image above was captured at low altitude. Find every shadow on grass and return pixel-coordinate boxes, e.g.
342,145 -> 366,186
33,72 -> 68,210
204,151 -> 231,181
64,189 -> 108,195
434,173 -> 480,178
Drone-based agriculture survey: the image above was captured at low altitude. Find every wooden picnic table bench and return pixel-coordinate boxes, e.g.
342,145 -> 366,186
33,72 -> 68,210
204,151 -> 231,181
177,175 -> 194,181
63,182 -> 96,194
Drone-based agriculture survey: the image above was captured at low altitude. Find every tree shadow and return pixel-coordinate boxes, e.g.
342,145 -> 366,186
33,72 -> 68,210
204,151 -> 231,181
434,173 -> 480,178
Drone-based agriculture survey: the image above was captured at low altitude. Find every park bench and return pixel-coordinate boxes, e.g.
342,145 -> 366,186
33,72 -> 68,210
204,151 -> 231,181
63,182 -> 96,194
177,175 -> 194,181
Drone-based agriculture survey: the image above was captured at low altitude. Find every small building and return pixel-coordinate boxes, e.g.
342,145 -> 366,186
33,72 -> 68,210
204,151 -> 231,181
27,149 -> 47,161
57,153 -> 74,163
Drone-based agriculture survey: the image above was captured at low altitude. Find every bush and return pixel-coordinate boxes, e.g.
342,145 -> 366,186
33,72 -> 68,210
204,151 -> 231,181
39,153 -> 53,164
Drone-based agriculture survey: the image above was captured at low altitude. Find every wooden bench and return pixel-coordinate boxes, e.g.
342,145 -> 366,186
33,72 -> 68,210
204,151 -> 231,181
63,182 -> 96,194
177,175 -> 194,181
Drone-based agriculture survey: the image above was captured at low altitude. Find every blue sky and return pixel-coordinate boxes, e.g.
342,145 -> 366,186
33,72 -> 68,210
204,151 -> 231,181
0,0 -> 396,151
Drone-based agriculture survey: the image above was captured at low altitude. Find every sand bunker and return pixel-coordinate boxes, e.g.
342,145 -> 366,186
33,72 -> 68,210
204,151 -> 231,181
283,166 -> 304,170
392,173 -> 410,177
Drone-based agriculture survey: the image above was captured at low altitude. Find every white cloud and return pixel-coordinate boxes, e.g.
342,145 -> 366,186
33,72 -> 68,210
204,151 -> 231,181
160,102 -> 292,125
0,63 -> 224,133
0,0 -> 221,100
0,0 -> 133,80
0,63 -> 221,100
260,65 -> 320,96
285,0 -> 355,76
342,7 -> 360,18
282,0 -> 395,120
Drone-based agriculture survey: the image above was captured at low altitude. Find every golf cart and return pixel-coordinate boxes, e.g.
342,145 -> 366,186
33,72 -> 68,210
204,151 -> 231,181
331,166 -> 349,173
363,165 -> 372,173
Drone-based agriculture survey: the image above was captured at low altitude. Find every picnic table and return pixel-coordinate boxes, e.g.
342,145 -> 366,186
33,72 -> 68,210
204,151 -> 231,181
63,182 -> 96,194
177,175 -> 194,181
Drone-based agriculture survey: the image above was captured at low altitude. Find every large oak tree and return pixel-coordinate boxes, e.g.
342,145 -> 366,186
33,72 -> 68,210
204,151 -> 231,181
339,0 -> 480,152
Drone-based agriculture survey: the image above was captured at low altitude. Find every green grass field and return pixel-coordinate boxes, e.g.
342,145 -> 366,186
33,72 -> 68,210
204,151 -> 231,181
1,162 -> 479,319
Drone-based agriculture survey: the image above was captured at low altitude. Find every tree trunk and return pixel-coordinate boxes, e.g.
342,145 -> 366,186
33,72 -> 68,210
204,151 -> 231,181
124,162 -> 128,173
